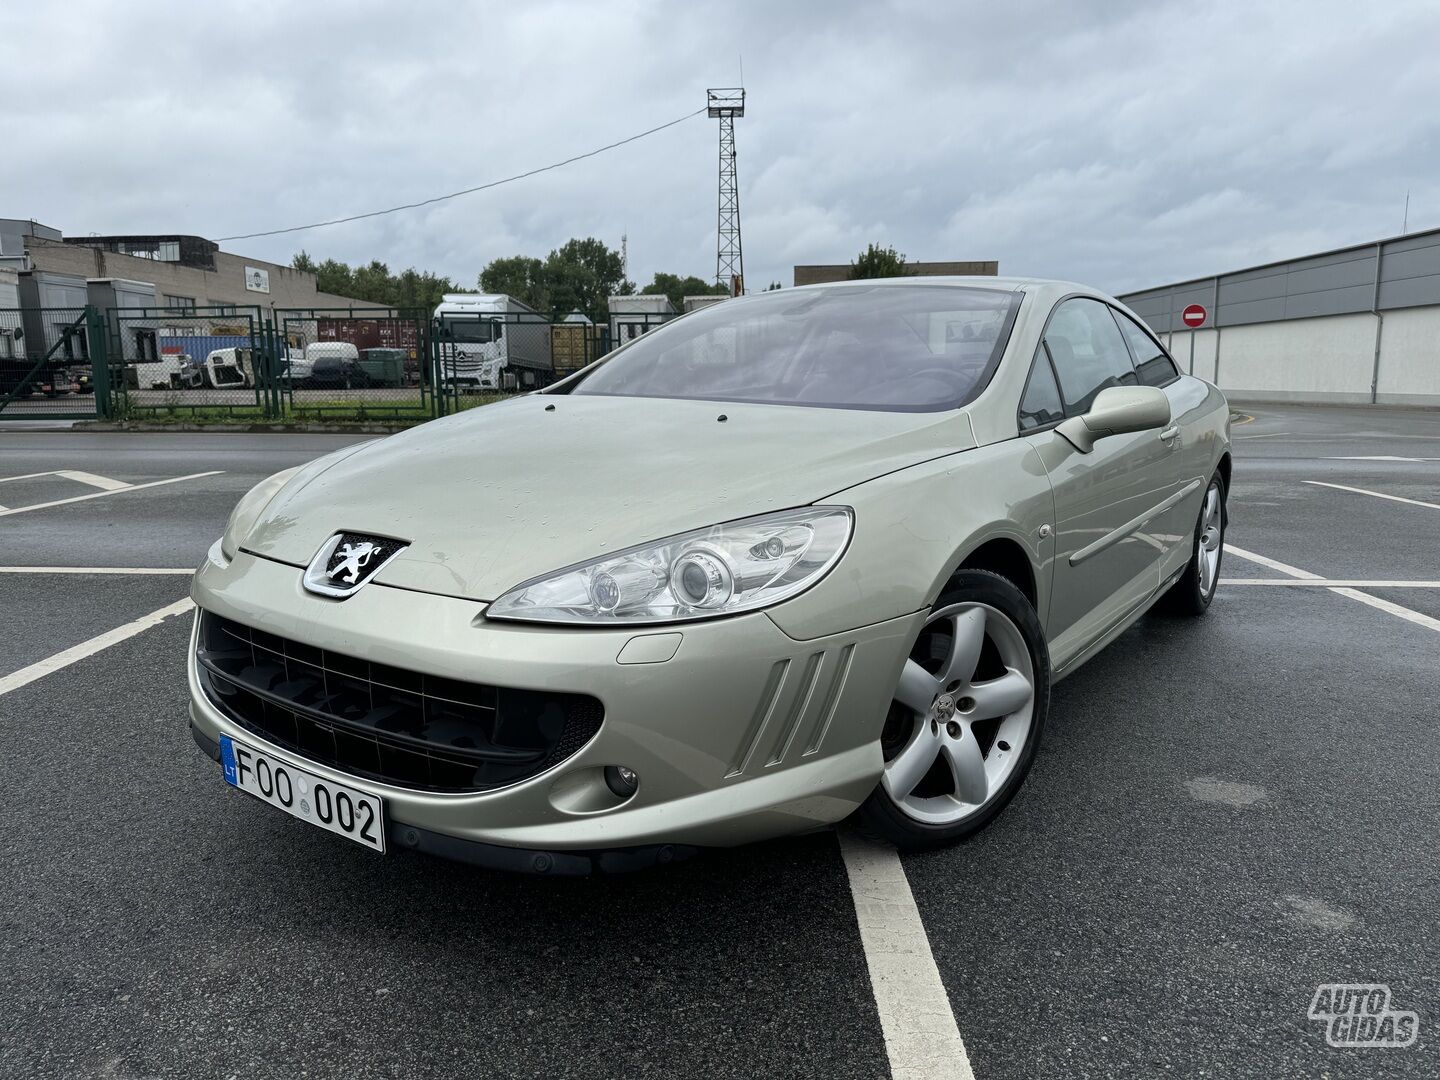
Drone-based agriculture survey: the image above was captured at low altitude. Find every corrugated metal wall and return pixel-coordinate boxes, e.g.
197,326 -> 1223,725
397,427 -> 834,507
1117,226 -> 1440,332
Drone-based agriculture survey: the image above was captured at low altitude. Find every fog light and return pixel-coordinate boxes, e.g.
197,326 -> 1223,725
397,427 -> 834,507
604,765 -> 639,797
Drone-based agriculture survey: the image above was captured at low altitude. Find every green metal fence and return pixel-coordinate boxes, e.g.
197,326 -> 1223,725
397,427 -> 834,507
0,305 -> 624,423
0,306 -> 110,420
275,307 -> 437,421
109,306 -> 269,418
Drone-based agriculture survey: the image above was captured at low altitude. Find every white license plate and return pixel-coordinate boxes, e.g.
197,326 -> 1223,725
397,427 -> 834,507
220,735 -> 386,852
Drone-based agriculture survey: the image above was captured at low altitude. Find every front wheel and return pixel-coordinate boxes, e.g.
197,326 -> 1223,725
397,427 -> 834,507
857,570 -> 1050,851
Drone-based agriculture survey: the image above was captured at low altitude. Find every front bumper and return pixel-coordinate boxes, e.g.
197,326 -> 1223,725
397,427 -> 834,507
189,550 -> 921,854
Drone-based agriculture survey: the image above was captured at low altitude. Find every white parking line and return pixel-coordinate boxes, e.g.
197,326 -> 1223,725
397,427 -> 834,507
1222,545 -> 1320,579
1225,545 -> 1440,634
1221,579 -> 1440,588
0,598 -> 194,697
0,471 -> 66,484
53,469 -> 131,491
0,471 -> 222,518
1328,589 -> 1440,633
1301,480 -> 1440,512
1235,431 -> 1292,440
0,566 -> 194,575
839,831 -> 975,1080
1324,455 -> 1440,462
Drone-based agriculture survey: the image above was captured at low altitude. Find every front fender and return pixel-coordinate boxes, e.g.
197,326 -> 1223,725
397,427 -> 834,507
766,439 -> 1055,641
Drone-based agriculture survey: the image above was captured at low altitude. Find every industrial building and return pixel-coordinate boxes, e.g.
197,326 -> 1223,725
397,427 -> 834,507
793,260 -> 999,287
0,218 -> 377,314
1118,226 -> 1440,406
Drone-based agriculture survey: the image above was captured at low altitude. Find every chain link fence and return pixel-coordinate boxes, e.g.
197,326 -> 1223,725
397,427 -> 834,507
1,305 -> 636,423
0,306 -> 106,419
276,308 -> 434,421
111,307 -> 270,418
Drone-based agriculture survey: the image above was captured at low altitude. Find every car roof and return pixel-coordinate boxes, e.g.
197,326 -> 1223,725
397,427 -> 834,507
787,275 -> 1110,301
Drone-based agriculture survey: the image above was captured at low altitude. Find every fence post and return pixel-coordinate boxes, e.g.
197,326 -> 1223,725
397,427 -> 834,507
86,306 -> 112,419
430,321 -> 446,417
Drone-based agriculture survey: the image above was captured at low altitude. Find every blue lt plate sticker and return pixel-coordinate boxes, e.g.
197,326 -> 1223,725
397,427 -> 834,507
220,734 -> 239,785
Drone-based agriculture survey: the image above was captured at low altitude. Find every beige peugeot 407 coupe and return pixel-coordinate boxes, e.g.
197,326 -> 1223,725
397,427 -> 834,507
189,278 -> 1230,873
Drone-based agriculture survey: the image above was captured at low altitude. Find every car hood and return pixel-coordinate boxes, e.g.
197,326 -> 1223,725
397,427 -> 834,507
243,394 -> 974,602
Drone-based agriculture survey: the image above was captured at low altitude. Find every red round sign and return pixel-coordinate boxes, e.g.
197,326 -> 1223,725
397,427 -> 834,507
1181,304 -> 1208,328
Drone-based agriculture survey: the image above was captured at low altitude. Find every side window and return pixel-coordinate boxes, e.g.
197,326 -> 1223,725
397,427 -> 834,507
1112,309 -> 1180,387
1018,344 -> 1064,431
1043,298 -> 1137,415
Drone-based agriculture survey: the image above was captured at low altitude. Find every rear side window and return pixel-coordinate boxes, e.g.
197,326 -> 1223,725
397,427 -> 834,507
1112,309 -> 1179,387
1018,344 -> 1064,431
1043,298 -> 1138,415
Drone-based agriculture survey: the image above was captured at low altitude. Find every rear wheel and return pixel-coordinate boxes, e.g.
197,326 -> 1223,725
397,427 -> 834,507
858,570 -> 1050,850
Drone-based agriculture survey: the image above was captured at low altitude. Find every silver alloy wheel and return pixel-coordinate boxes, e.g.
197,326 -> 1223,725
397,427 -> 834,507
1198,481 -> 1224,598
882,602 -> 1036,826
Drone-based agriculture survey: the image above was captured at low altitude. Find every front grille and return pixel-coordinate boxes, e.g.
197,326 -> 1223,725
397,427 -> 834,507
195,611 -> 603,793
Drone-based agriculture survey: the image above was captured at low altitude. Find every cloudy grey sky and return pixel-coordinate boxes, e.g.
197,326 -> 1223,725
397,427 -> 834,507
5,0 -> 1438,295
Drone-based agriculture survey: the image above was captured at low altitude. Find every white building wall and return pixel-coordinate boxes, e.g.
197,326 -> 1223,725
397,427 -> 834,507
1168,328 -> 1220,382
1211,313 -> 1378,404
1374,307 -> 1440,405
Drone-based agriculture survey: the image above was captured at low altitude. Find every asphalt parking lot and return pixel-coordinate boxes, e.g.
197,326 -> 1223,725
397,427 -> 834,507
1,404 -> 1436,1080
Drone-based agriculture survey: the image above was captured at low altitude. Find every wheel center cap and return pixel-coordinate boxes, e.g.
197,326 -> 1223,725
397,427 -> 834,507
935,693 -> 957,720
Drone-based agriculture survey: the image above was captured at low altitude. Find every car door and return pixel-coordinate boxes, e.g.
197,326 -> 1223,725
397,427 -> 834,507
1018,297 -> 1178,671
1111,307 -> 1209,585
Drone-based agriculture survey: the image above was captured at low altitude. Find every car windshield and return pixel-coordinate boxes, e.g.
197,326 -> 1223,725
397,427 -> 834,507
573,284 -> 1021,411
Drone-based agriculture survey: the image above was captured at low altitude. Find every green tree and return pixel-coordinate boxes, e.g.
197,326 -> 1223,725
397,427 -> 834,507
479,255 -> 548,311
480,238 -> 632,321
544,238 -> 631,322
640,272 -> 728,310
766,281 -> 783,291
850,243 -> 910,279
292,252 -> 457,311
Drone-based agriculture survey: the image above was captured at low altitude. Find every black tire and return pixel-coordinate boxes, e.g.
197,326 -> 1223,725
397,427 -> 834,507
856,569 -> 1051,851
1157,470 -> 1227,616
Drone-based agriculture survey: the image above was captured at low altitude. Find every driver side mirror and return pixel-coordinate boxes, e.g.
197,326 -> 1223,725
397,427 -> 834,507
1056,385 -> 1171,454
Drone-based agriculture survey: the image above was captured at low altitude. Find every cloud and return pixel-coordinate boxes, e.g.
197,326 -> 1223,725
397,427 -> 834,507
2,0 -> 1437,297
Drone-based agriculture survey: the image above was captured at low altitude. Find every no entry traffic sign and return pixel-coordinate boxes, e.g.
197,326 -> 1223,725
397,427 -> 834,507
1181,304 -> 1208,328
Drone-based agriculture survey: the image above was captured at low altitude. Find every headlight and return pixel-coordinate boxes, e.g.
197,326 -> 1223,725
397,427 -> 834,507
219,467 -> 301,559
486,507 -> 853,625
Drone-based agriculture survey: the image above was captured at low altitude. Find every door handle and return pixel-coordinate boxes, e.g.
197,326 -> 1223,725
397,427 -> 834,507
1159,424 -> 1180,442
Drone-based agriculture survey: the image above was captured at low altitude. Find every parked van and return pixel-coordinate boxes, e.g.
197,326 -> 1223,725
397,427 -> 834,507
303,341 -> 362,388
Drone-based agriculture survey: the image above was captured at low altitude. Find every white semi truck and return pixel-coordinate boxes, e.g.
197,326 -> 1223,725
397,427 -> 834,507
433,293 -> 554,391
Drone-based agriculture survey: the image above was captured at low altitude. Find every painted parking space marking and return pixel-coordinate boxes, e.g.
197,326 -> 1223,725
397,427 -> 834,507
1223,545 -> 1320,580
839,831 -> 976,1080
0,567 -> 194,575
1327,588 -> 1440,633
1221,578 -> 1440,588
0,598 -> 194,697
1323,455 -> 1440,462
1226,544 -> 1440,634
0,469 -> 130,490
0,471 -> 222,518
0,471 -> 68,484
1301,480 -> 1440,512
1235,431 -> 1292,440
52,469 -> 131,491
